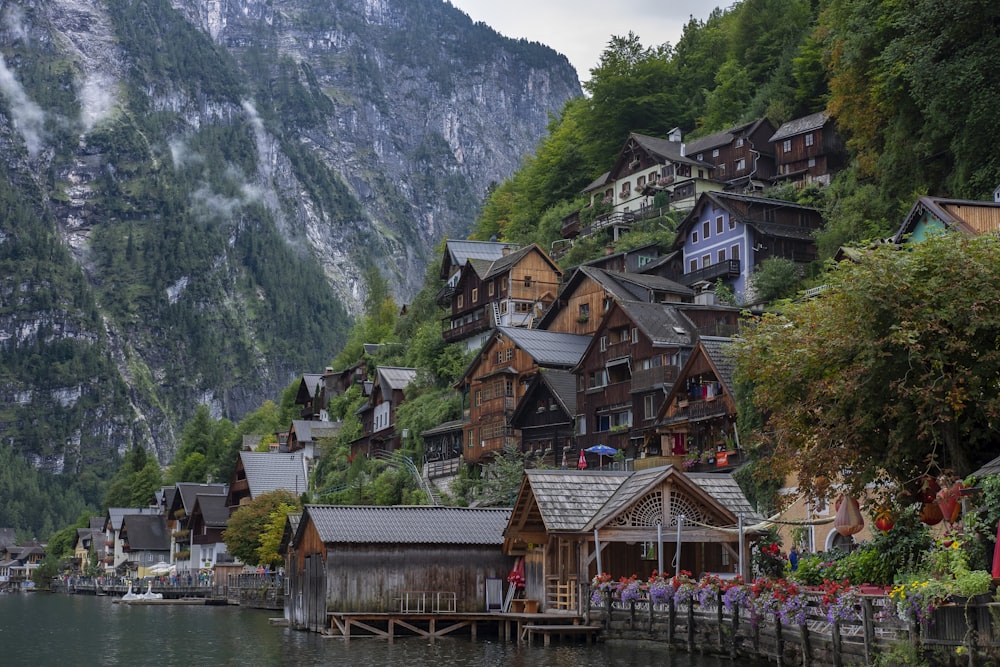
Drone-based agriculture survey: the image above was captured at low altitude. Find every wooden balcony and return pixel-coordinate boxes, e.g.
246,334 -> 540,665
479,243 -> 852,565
663,398 -> 731,424
441,313 -> 491,343
681,259 -> 741,287
631,365 -> 679,393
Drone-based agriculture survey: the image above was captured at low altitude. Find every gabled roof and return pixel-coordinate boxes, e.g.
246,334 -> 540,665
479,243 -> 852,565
510,369 -> 578,426
628,133 -> 710,168
107,507 -> 160,532
893,195 -> 1000,243
582,171 -> 612,194
420,418 -> 464,438
972,453 -> 1000,478
514,467 -> 760,536
685,118 -> 773,155
237,451 -> 308,499
376,366 -> 419,392
290,420 -> 341,443
440,240 -> 518,279
121,514 -> 169,551
769,111 -> 830,142
296,373 -> 324,402
699,336 -> 737,392
536,265 -> 692,330
301,505 -> 512,545
191,494 -> 230,529
616,301 -> 699,347
497,326 -> 591,368
175,482 -> 227,514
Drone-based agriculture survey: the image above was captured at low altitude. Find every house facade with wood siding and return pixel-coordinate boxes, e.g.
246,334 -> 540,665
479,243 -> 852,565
441,244 -> 562,350
457,327 -> 590,465
350,366 -> 418,459
683,118 -> 777,191
284,505 -> 513,631
892,195 -> 1000,243
769,111 -> 845,187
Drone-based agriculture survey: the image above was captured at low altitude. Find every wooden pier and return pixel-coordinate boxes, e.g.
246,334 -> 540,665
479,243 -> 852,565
325,609 -> 594,643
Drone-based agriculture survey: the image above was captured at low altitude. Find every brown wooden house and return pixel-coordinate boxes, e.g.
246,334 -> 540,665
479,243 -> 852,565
537,265 -> 694,336
572,300 -> 699,462
769,111 -> 845,187
892,195 -> 1000,244
647,337 -> 742,471
502,468 -> 761,613
457,326 -> 591,465
441,244 -> 562,350
226,451 -> 309,510
350,366 -> 418,459
508,368 -> 577,467
284,505 -> 513,631
683,117 -> 777,192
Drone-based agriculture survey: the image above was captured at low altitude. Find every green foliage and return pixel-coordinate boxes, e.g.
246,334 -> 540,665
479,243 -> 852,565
256,501 -> 299,569
475,445 -> 545,507
103,445 -> 163,509
734,235 -> 1000,500
223,490 -> 301,567
748,257 -> 802,305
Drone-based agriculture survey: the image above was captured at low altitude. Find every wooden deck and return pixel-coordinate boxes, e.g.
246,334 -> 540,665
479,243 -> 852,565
325,610 -> 595,643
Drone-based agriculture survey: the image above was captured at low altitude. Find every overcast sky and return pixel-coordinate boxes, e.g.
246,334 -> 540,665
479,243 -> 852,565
448,0 -> 720,83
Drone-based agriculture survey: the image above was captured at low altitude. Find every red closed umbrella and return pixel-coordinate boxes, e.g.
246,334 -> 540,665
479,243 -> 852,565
507,557 -> 525,589
577,449 -> 587,470
992,520 -> 1000,580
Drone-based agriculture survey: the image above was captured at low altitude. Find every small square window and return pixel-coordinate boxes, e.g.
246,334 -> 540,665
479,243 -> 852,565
523,275 -> 532,288
805,133 -> 814,147
783,139 -> 791,152
692,230 -> 699,243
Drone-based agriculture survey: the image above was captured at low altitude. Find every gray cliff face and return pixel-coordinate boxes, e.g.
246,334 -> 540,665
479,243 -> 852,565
0,0 -> 579,491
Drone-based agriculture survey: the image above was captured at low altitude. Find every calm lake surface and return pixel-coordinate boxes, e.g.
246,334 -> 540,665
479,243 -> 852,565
0,592 -> 769,666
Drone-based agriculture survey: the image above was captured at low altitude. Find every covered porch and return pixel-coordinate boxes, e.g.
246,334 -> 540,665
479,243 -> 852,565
503,467 -> 761,614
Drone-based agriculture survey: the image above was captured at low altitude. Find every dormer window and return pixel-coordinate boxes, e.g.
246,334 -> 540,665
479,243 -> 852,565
736,137 -> 744,148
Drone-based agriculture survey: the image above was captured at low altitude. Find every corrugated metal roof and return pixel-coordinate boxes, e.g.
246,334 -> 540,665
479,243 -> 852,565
239,451 -> 308,498
769,111 -> 829,142
304,505 -> 512,545
420,419 -> 464,437
446,240 -> 517,267
377,366 -> 419,391
498,326 -> 591,368
602,269 -> 694,300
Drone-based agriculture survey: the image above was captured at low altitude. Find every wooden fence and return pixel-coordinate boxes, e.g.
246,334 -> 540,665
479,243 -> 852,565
583,585 -> 1000,666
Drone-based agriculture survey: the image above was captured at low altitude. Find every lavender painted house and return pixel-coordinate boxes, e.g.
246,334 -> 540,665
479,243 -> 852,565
671,192 -> 823,302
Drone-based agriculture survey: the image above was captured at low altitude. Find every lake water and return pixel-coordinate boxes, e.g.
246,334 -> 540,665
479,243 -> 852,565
0,592 -> 768,666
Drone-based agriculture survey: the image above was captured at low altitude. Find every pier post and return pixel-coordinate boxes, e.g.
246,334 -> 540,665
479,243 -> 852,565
668,599 -> 676,644
730,603 -> 740,660
800,622 -> 812,666
832,619 -> 842,667
862,598 -> 874,665
775,617 -> 785,667
687,597 -> 695,653
716,590 -> 724,647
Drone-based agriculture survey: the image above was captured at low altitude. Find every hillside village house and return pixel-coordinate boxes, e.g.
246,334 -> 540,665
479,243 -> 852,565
350,366 -> 418,459
573,300 -> 740,463
119,513 -> 170,578
508,369 -> 577,468
457,326 -> 590,466
502,468 -> 762,613
537,264 -> 694,336
105,507 -> 160,574
187,493 -> 233,570
227,451 -> 309,509
283,505 -> 513,632
769,111 -> 845,187
647,337 -> 741,471
892,194 -> 1000,243
672,191 -> 824,301
439,243 -> 562,351
287,419 -> 340,460
682,118 -> 778,191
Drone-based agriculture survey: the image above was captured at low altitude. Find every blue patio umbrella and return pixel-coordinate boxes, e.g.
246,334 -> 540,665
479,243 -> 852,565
585,444 -> 617,468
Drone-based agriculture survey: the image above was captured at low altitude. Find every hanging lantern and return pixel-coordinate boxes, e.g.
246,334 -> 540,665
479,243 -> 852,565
874,508 -> 895,533
936,481 -> 963,523
915,475 -> 941,504
919,501 -> 943,526
834,494 -> 864,536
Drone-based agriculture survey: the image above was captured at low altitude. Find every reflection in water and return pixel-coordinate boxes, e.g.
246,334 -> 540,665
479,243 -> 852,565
0,593 -> 764,666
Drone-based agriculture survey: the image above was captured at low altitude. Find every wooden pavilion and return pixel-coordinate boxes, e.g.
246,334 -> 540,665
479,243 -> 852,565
503,467 -> 761,613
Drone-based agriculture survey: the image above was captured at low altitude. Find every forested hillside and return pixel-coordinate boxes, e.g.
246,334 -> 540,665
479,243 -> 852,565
474,0 -> 1000,257
0,0 -> 578,539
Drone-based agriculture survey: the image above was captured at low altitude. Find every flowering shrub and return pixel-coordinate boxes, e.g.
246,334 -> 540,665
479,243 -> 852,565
752,530 -> 786,579
819,579 -> 860,623
672,570 -> 698,606
749,578 -> 806,625
648,573 -> 674,605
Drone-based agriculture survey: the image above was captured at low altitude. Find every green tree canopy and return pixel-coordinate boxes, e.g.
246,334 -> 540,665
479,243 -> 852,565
734,234 -> 1000,503
223,489 -> 302,567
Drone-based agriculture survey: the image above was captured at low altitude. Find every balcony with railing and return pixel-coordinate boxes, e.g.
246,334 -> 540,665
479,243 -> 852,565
631,365 -> 680,393
681,259 -> 741,287
441,310 -> 490,343
661,397 -> 731,424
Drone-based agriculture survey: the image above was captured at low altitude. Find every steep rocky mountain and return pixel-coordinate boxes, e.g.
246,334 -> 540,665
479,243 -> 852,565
0,0 -> 579,534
